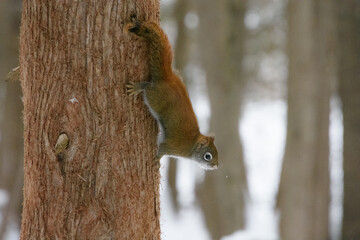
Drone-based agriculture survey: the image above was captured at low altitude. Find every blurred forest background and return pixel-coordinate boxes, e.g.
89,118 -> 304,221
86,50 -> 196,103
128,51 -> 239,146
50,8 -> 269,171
0,0 -> 359,239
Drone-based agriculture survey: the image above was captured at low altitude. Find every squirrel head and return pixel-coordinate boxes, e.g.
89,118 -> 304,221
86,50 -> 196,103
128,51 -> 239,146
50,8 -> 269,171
191,134 -> 218,170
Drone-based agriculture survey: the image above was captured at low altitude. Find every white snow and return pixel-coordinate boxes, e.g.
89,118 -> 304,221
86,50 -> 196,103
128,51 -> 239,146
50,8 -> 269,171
0,190 -> 20,240
160,161 -> 210,240
0,190 -> 9,208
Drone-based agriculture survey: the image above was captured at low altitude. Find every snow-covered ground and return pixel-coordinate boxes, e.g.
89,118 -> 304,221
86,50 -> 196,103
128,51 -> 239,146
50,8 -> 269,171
0,99 -> 343,240
0,190 -> 20,240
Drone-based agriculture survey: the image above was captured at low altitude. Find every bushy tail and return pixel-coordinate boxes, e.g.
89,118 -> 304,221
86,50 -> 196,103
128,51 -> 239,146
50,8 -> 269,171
126,20 -> 173,80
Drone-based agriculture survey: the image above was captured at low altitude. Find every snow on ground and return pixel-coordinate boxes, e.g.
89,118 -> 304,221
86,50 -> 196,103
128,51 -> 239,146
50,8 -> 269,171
224,100 -> 286,240
0,190 -> 20,240
160,160 -> 210,240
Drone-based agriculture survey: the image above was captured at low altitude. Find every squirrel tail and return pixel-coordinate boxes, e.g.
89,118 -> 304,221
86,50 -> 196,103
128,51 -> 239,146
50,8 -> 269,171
126,21 -> 173,80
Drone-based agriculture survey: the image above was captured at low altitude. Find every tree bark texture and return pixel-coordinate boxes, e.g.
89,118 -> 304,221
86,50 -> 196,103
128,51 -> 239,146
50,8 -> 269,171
20,1 -> 160,239
277,0 -> 334,239
338,1 -> 360,239
196,0 -> 248,239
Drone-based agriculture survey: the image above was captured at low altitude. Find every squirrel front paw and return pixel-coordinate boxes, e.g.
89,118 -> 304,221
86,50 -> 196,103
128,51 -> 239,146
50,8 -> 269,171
125,19 -> 155,38
126,81 -> 148,96
126,81 -> 140,96
125,21 -> 140,33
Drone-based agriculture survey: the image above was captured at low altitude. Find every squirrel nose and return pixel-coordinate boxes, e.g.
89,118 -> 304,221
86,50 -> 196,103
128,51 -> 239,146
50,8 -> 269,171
212,163 -> 219,170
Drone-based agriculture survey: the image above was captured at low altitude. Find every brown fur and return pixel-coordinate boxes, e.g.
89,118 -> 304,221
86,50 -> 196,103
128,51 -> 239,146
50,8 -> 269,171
126,20 -> 218,170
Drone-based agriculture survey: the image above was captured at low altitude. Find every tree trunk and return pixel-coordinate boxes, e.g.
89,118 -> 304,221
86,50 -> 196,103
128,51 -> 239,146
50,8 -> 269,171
19,1 -> 161,239
338,1 -> 360,239
277,0 -> 334,239
196,0 -> 248,239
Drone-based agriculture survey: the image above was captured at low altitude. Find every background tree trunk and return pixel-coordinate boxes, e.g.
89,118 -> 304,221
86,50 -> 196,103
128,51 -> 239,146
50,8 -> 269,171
19,1 -> 161,239
166,0 -> 190,213
277,0 -> 334,239
0,81 -> 24,239
0,0 -> 22,188
196,0 -> 248,239
0,0 -> 23,238
338,1 -> 360,239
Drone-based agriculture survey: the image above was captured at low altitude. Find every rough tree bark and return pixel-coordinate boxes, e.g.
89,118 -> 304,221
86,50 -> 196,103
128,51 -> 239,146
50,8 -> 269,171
196,0 -> 248,239
277,0 -> 335,239
20,1 -> 161,239
338,1 -> 360,239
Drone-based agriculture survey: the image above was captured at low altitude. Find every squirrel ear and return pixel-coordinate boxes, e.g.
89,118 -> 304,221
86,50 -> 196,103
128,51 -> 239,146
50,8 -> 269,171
209,133 -> 215,142
197,136 -> 208,147
200,137 -> 207,145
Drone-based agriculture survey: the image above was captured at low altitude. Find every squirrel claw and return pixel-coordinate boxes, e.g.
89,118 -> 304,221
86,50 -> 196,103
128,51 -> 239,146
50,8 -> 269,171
126,81 -> 143,96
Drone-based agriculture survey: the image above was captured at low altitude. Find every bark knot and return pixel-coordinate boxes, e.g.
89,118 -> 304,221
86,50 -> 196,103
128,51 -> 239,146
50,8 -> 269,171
54,133 -> 69,160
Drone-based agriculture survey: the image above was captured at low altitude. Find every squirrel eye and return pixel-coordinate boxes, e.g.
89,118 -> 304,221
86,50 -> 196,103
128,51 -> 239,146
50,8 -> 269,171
204,152 -> 212,161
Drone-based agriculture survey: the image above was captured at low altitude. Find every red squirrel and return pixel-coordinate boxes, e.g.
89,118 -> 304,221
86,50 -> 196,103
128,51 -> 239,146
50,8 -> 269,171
125,19 -> 218,170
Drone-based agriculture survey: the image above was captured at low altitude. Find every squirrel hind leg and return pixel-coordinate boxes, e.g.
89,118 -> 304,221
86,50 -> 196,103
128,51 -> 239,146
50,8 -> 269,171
153,144 -> 167,169
153,156 -> 161,169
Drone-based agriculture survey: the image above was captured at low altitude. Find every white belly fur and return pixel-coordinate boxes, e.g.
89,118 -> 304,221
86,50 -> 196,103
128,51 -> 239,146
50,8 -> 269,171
143,92 -> 165,145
